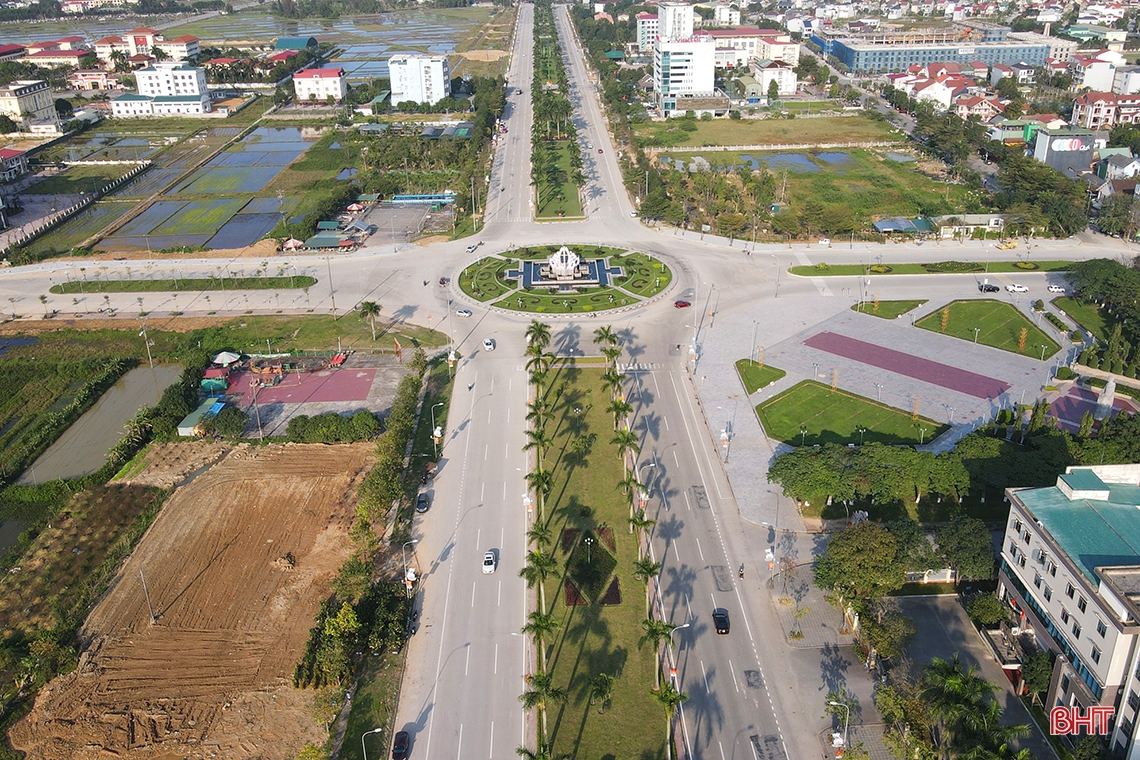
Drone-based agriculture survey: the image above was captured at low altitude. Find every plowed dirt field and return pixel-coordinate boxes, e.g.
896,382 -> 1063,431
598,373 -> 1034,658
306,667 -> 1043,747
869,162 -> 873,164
11,442 -> 374,760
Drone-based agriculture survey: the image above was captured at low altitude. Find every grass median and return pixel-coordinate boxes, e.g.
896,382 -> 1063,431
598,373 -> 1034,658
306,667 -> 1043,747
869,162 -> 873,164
757,380 -> 948,447
50,275 -> 317,294
735,359 -> 786,394
851,299 -> 927,320
791,260 -> 1074,277
916,299 -> 1060,360
1053,296 -> 1115,343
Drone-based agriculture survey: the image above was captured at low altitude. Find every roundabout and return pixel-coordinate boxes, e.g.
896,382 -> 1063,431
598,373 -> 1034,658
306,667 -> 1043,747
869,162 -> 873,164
457,244 -> 672,314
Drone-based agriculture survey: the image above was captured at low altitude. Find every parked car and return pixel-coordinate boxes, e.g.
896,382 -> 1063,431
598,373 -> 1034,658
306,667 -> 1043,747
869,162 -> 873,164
1048,285 -> 1066,294
996,240 -> 1018,250
978,283 -> 1000,293
392,731 -> 411,759
415,493 -> 430,513
674,300 -> 691,309
456,309 -> 473,317
712,608 -> 730,634
482,337 -> 496,351
817,238 -> 831,246
482,550 -> 498,574
1006,284 -> 1029,293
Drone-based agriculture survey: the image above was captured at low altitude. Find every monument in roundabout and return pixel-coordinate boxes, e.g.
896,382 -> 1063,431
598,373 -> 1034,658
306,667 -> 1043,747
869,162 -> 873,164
458,243 -> 672,314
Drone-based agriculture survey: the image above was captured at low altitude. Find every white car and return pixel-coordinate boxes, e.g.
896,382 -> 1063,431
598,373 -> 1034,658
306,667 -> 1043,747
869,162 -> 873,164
817,238 -> 831,246
482,550 -> 498,574
465,243 -> 479,253
1047,285 -> 1066,294
482,337 -> 496,351
456,309 -> 473,318
1006,284 -> 1029,293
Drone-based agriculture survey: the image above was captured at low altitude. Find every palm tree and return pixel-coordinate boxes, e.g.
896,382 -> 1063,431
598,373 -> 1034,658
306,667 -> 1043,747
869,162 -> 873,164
601,368 -> 624,400
357,300 -> 381,341
593,325 -> 618,350
524,428 -> 554,466
526,349 -> 555,377
921,654 -> 996,754
521,610 -> 559,671
520,548 -> 558,615
527,398 -> 553,428
519,670 -> 567,743
628,508 -> 656,542
601,345 -> 623,369
633,556 -> 662,582
526,319 -> 551,350
653,681 -> 689,748
611,430 -> 641,474
607,398 -> 633,430
588,672 -> 616,713
638,618 -> 677,688
516,743 -> 570,760
526,468 -> 554,522
527,521 -> 553,549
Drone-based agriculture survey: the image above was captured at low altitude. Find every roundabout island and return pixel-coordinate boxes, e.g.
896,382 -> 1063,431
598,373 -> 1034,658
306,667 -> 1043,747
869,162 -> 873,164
458,244 -> 672,314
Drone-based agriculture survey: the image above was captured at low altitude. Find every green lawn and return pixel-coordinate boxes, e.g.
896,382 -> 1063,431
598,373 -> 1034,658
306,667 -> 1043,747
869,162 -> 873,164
1054,296 -> 1114,343
916,299 -> 1061,360
495,288 -> 638,313
791,260 -> 1075,276
735,359 -> 786,394
851,299 -> 927,320
612,252 -> 671,297
536,141 -> 583,220
340,648 -> 406,760
540,366 -> 665,760
458,256 -> 515,302
757,380 -> 948,447
633,113 -> 897,148
51,275 -> 317,294
24,165 -> 127,196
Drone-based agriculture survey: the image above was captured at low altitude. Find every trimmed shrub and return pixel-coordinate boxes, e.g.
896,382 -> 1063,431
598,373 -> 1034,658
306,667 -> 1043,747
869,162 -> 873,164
1013,261 -> 1039,270
1055,366 -> 1074,380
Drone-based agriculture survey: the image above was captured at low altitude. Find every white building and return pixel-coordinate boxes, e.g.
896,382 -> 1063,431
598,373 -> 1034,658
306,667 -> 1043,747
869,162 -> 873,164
999,464 -> 1140,760
713,5 -> 741,26
1115,66 -> 1140,96
1071,54 -> 1119,92
293,67 -> 348,103
752,60 -> 797,96
654,35 -> 716,116
659,2 -> 695,43
0,79 -> 59,130
388,54 -> 451,106
637,11 -> 660,52
111,62 -> 210,118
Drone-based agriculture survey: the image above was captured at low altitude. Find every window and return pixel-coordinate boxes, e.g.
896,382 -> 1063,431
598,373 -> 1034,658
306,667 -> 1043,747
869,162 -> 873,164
1014,518 -> 1023,534
1044,585 -> 1053,601
1062,608 -> 1070,624
1129,690 -> 1139,712
1010,541 -> 1018,556
1067,582 -> 1076,599
1072,622 -> 1081,639
1023,530 -> 1031,544
1018,554 -> 1026,568
1078,597 -> 1087,613
1034,572 -> 1042,589
1048,560 -> 1057,577
1061,674 -> 1071,694
1092,646 -> 1102,664
1097,619 -> 1107,638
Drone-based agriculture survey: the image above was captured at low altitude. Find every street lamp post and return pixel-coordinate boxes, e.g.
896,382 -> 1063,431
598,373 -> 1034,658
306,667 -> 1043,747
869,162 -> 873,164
361,727 -> 383,760
973,327 -> 981,344
1040,344 -> 1048,361
668,622 -> 691,682
430,401 -> 444,458
874,382 -> 883,403
402,539 -> 419,599
828,701 -> 850,750
769,253 -> 780,298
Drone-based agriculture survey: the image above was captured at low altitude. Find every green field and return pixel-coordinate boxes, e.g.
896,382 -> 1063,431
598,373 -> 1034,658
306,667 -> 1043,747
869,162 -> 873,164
757,381 -> 948,447
610,252 -> 671,297
24,165 -> 127,196
735,359 -> 786,394
495,287 -> 638,313
1054,296 -> 1114,343
916,299 -> 1060,360
540,366 -> 665,760
458,256 -> 514,302
536,141 -> 583,220
792,260 -> 1074,276
634,113 -> 898,148
150,198 -> 248,236
851,299 -> 927,320
50,275 -> 317,294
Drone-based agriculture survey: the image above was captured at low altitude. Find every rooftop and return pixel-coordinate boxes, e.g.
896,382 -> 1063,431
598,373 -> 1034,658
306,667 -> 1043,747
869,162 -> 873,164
1015,466 -> 1140,582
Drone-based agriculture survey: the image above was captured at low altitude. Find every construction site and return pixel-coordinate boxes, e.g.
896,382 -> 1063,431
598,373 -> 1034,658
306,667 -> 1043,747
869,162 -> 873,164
10,442 -> 374,760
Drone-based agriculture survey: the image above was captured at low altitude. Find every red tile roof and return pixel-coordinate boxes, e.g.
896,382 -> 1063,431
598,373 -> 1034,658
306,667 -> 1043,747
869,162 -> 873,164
0,148 -> 25,159
293,67 -> 345,79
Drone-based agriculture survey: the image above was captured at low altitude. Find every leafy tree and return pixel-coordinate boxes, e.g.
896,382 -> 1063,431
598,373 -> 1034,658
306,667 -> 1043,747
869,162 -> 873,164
814,522 -> 904,602
1098,194 -> 1137,238
1022,649 -> 1055,702
967,594 -> 1009,627
936,517 -> 996,580
861,606 -> 917,659
201,406 -> 248,438
767,78 -> 779,101
1070,735 -> 1108,760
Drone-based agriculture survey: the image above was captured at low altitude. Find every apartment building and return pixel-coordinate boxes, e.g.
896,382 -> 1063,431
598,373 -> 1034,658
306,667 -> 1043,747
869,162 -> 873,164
637,11 -> 659,51
659,2 -> 695,42
654,35 -> 717,116
1072,92 -> 1140,131
999,465 -> 1140,760
293,67 -> 349,103
95,29 -> 201,62
0,80 -> 59,130
111,63 -> 210,117
388,54 -> 450,106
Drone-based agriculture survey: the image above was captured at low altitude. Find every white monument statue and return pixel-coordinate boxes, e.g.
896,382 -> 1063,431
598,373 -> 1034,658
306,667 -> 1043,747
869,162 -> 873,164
547,246 -> 581,279
1094,378 -> 1116,421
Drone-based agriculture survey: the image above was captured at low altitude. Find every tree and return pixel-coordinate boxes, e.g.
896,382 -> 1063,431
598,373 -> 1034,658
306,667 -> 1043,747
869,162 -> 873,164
638,618 -> 676,687
936,517 -> 995,581
521,611 -> 559,671
611,429 -> 640,473
632,556 -> 662,582
526,467 -> 553,521
527,521 -> 553,549
526,319 -> 551,351
520,548 -> 557,616
520,670 -> 567,743
1098,194 -> 1137,238
357,300 -> 381,341
967,594 -> 1009,628
589,672 -> 615,713
652,681 -> 688,746
1070,735 -> 1108,760
516,743 -> 571,760
814,521 -> 904,603
860,606 -> 917,660
1021,649 -> 1054,704
0,114 -> 17,134
202,406 -> 249,438
767,78 -> 780,101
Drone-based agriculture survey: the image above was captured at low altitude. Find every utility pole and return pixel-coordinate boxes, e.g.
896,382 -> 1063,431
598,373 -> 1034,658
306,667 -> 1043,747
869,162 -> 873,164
326,256 -> 337,318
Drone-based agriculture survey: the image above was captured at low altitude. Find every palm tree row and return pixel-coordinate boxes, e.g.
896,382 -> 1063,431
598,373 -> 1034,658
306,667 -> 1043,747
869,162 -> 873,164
919,654 -> 1031,759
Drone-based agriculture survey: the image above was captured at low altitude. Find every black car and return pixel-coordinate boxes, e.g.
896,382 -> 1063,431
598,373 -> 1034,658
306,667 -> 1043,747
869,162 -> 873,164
978,283 -> 1000,293
712,608 -> 730,635
415,493 -> 430,513
392,731 -> 411,759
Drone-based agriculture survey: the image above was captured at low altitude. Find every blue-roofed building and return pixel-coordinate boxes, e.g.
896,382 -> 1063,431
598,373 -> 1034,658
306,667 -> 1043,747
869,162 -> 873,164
275,36 -> 318,51
1000,464 -> 1140,756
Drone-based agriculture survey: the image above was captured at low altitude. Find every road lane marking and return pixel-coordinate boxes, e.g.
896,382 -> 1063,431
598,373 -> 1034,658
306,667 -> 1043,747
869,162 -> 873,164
489,721 -> 494,759
701,659 -> 710,693
672,449 -> 679,466
497,580 -> 502,607
457,724 -> 463,760
503,481 -> 507,500
488,408 -> 492,424
686,593 -> 693,621
471,581 -> 476,608
480,482 -> 485,501
494,643 -> 499,674
682,490 -> 691,511
719,741 -> 727,760
695,537 -> 705,562
465,644 -> 471,676
730,660 -> 740,693
663,415 -> 670,431
484,444 -> 488,461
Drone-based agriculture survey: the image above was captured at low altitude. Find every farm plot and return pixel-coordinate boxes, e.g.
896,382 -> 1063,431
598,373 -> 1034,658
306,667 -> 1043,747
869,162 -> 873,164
23,201 -> 134,257
10,443 -> 374,760
173,127 -> 314,196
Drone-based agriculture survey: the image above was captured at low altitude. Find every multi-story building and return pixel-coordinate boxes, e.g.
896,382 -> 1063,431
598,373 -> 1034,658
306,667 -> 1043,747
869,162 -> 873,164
111,63 -> 210,118
0,148 -> 29,182
637,11 -> 659,52
0,80 -> 58,130
388,55 -> 449,106
1008,30 -> 1078,62
703,27 -> 798,67
1072,92 -> 1140,130
659,2 -> 695,43
813,24 -> 1050,73
95,29 -> 200,62
1032,127 -> 1097,178
68,70 -> 121,91
752,59 -> 797,96
1115,66 -> 1140,96
999,464 -> 1140,760
654,35 -> 717,116
293,66 -> 349,103
712,5 -> 741,26
1071,54 -> 1119,92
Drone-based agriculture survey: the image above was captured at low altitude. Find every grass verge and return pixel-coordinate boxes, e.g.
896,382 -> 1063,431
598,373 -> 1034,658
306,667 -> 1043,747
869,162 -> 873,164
851,299 -> 927,320
633,113 -> 896,148
1053,296 -> 1114,343
536,141 -> 583,220
791,261 -> 1074,277
735,359 -> 786,394
916,299 -> 1060,360
51,275 -> 318,294
757,380 -> 948,447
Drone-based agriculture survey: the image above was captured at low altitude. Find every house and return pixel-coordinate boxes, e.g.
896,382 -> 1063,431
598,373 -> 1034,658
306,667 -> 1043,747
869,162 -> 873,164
22,49 -> 91,68
0,148 -> 29,181
293,67 -> 348,103
1070,53 -> 1120,92
0,80 -> 58,130
0,44 -> 25,62
1094,177 -> 1138,205
1114,66 -> 1140,96
752,59 -> 797,97
930,213 -> 1004,238
68,70 -> 121,90
954,94 -> 1004,121
1096,152 -> 1140,180
1072,92 -> 1140,130
730,74 -> 765,101
997,464 -> 1140,760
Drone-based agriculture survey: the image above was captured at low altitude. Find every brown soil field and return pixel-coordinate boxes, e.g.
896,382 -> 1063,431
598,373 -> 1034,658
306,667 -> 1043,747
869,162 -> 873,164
117,441 -> 230,489
11,442 -> 374,760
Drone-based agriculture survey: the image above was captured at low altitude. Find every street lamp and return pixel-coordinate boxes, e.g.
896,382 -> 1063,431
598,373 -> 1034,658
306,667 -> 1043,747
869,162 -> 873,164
857,426 -> 866,445
873,382 -> 883,403
1040,344 -> 1048,361
973,327 -> 981,344
361,727 -> 383,760
402,540 -> 418,599
828,701 -> 850,749
668,622 -> 691,682
430,401 -> 444,457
